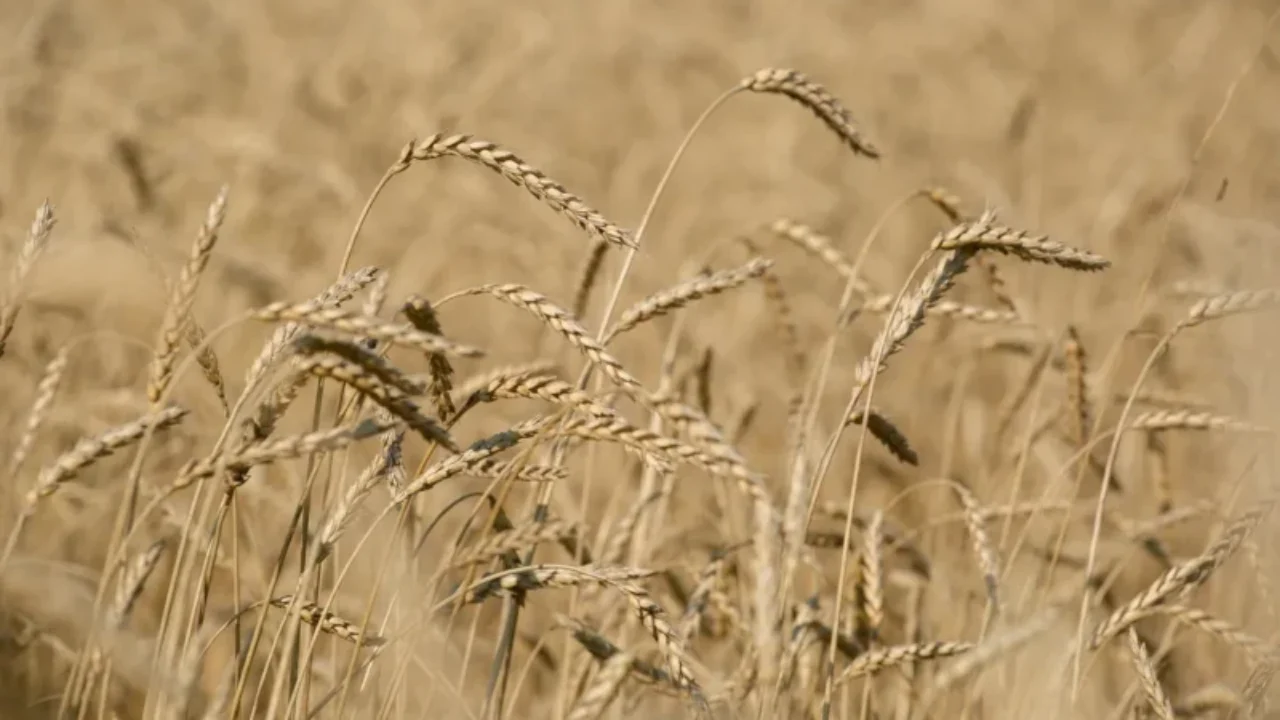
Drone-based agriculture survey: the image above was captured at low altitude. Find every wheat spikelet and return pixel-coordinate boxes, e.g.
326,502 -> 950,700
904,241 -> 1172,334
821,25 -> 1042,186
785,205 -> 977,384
740,68 -> 880,158
572,240 -> 610,320
1064,325 -> 1091,446
567,650 -> 634,720
555,615 -> 673,686
603,258 -> 773,342
1243,651 -> 1278,717
924,605 -> 1062,699
293,335 -> 427,396
837,641 -> 973,683
1172,684 -> 1241,717
931,212 -> 1110,272
600,491 -> 662,567
955,484 -> 1001,613
26,406 -> 188,506
410,134 -> 634,249
454,519 -> 581,569
451,361 -> 561,409
8,346 -> 70,479
462,564 -> 657,603
1091,503 -> 1270,649
1128,604 -> 1267,661
1128,409 -> 1269,434
107,539 -> 167,629
251,302 -> 483,358
464,458 -> 567,484
769,218 -> 874,295
0,201 -> 55,358
845,247 -> 976,422
394,421 -> 540,501
244,266 -> 381,388
553,414 -> 765,500
402,294 -> 456,419
453,284 -> 644,395
316,424 -> 401,556
678,549 -> 730,644
846,408 -> 918,465
861,294 -> 1019,325
269,595 -> 384,647
1179,288 -> 1280,329
919,186 -> 965,223
147,187 -> 229,407
1127,628 -> 1175,720
176,418 -> 389,489
459,371 -> 615,418
859,511 -> 886,642
181,319 -> 228,414
295,353 -> 456,451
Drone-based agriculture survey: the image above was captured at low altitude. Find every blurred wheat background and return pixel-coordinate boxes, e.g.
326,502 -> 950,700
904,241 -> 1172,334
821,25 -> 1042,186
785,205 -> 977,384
2,0 -> 1280,718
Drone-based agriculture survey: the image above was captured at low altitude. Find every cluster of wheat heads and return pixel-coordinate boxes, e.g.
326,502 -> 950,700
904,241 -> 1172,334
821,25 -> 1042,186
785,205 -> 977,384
1,66 -> 1278,720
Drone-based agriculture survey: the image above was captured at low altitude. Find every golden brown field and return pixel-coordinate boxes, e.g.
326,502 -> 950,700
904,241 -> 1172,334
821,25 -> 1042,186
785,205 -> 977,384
3,0 -> 1280,718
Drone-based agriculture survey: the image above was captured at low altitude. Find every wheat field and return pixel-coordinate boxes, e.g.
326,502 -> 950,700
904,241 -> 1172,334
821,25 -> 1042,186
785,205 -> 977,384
2,0 -> 1280,718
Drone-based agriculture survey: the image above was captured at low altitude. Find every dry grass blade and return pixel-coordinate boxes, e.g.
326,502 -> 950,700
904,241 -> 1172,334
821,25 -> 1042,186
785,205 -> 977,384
740,68 -> 880,158
931,212 -> 1110,272
26,405 -> 188,505
410,134 -> 635,248
769,218 -> 873,295
295,353 -> 457,451
1127,628 -> 1175,720
268,595 -> 385,647
8,346 -> 70,479
147,186 -> 229,407
845,408 -> 918,465
251,302 -> 484,358
0,201 -> 55,358
402,294 -> 457,419
603,257 -> 773,343
837,641 -> 973,683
